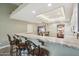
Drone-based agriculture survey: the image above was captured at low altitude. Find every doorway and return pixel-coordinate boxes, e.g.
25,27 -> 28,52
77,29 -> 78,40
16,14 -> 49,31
57,24 -> 65,38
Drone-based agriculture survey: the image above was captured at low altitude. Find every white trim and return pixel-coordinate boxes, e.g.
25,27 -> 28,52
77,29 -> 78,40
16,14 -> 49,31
0,45 -> 10,50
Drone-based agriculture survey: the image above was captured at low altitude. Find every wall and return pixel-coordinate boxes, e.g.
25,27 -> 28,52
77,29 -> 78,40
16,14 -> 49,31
29,4 -> 78,40
47,24 -> 57,37
46,4 -> 78,39
26,24 -> 37,34
0,4 -> 27,47
64,4 -> 78,39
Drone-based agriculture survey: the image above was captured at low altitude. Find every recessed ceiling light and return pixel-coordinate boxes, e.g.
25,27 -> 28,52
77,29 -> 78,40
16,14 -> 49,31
32,11 -> 36,14
48,3 -> 52,7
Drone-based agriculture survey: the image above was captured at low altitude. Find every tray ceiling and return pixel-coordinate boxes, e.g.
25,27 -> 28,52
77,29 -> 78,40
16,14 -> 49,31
10,3 -> 74,23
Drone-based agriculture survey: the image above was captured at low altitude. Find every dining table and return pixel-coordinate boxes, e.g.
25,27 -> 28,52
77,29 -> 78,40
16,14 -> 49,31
15,33 -> 79,49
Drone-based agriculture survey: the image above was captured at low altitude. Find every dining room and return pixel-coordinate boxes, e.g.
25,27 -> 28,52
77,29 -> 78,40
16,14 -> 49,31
0,3 -> 79,56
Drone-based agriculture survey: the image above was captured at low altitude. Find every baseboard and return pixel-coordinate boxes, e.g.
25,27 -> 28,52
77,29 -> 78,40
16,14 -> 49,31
0,45 -> 10,49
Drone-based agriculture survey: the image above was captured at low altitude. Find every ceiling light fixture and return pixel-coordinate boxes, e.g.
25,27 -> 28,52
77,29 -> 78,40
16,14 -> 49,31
32,11 -> 36,14
48,3 -> 52,7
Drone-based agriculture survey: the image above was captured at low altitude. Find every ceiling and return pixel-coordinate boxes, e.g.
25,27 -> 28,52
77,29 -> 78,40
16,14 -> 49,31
10,3 -> 75,24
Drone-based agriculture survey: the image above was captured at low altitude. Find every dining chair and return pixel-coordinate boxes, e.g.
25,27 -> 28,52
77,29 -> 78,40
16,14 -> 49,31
25,40 -> 49,56
30,45 -> 49,56
38,39 -> 45,46
7,34 -> 19,56
13,35 -> 29,56
13,35 -> 26,56
25,40 -> 38,55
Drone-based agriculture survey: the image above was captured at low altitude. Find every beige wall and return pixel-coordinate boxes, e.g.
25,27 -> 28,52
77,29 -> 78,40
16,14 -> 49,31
26,24 -> 37,34
0,4 -> 28,47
